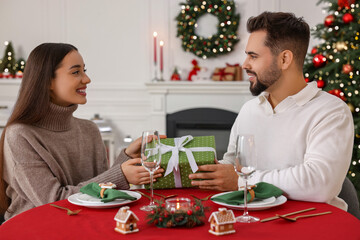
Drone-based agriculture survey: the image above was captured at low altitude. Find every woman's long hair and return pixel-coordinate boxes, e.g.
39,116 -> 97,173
0,43 -> 78,215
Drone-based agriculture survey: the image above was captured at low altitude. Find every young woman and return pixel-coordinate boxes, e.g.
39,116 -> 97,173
0,43 -> 163,220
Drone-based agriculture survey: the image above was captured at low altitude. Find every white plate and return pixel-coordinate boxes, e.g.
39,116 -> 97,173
68,190 -> 141,208
211,192 -> 287,211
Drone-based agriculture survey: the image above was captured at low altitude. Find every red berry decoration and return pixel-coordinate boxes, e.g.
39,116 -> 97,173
324,15 -> 335,27
342,13 -> 354,24
311,47 -> 318,54
313,54 -> 327,68
317,79 -> 325,88
195,206 -> 201,211
342,64 -> 353,74
187,210 -> 193,215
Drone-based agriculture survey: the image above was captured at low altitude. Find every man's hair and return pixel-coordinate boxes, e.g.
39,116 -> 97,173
247,11 -> 310,68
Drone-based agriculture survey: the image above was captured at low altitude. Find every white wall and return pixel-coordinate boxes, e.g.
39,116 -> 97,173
0,0 -> 325,147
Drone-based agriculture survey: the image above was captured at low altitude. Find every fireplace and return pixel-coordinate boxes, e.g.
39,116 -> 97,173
166,108 -> 237,159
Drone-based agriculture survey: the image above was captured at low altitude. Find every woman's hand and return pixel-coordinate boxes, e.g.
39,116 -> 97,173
125,135 -> 166,159
121,158 -> 164,185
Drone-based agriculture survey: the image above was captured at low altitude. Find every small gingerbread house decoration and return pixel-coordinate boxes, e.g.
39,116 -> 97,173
208,208 -> 236,236
114,206 -> 139,234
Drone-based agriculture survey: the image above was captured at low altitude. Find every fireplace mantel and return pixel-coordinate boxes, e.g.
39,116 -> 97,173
145,81 -> 253,134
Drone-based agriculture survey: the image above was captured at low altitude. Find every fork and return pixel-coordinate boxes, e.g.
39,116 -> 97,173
144,190 -> 177,199
50,204 -> 82,215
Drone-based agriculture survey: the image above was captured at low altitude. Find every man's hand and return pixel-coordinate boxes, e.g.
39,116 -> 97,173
189,162 -> 238,191
121,158 -> 164,185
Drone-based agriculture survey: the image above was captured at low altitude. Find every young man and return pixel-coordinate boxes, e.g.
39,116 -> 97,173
189,12 -> 354,211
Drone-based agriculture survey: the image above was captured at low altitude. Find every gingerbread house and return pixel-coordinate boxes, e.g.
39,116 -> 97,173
114,206 -> 139,234
208,208 -> 236,236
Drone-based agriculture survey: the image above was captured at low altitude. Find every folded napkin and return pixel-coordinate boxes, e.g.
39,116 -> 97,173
211,182 -> 283,205
80,183 -> 136,203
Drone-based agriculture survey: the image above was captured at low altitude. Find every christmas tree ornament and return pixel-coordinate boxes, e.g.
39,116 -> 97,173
342,13 -> 354,24
335,41 -> 347,51
317,79 -> 325,88
312,54 -> 327,68
348,102 -> 355,113
311,47 -> 318,54
171,67 -> 181,81
175,0 -> 240,59
338,0 -> 355,9
324,15 -> 335,27
342,63 -> 353,74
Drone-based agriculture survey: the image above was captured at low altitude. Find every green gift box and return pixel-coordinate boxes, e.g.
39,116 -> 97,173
145,135 -> 216,189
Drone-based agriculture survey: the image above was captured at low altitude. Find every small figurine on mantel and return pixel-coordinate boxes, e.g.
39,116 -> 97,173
114,206 -> 139,234
187,59 -> 200,81
208,208 -> 236,236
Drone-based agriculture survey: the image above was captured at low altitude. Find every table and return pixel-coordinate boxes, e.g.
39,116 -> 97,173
1,188 -> 359,240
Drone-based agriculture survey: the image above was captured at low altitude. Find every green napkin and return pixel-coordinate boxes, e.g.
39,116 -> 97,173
80,183 -> 136,203
211,182 -> 283,205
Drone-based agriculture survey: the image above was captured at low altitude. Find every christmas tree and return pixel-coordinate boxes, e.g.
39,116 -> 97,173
0,41 -> 16,76
303,0 -> 360,201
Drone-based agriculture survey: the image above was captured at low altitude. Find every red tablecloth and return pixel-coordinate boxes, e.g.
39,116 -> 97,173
1,188 -> 360,240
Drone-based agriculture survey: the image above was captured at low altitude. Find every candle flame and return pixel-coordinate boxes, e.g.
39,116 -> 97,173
176,202 -> 180,210
160,40 -> 164,46
153,32 -> 158,37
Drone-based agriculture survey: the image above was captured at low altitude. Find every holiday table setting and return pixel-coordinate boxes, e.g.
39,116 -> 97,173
1,133 -> 360,239
0,187 -> 359,240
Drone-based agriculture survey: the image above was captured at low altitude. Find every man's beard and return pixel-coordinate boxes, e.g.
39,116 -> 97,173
248,61 -> 282,96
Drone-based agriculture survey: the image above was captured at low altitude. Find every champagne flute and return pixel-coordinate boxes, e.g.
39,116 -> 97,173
234,134 -> 259,223
140,130 -> 161,211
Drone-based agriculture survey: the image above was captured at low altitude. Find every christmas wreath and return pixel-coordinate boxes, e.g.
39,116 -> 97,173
146,199 -> 209,228
175,0 -> 240,59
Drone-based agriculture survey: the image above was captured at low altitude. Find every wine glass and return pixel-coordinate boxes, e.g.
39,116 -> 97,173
140,130 -> 161,211
234,134 -> 259,223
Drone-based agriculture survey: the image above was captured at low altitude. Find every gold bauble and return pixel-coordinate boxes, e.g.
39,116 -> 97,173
335,41 -> 347,51
348,102 -> 355,113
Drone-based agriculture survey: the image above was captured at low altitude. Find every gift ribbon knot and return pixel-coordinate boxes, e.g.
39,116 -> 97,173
159,135 -> 216,188
213,68 -> 234,81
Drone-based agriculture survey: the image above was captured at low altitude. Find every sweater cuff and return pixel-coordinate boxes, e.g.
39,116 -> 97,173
113,148 -> 131,166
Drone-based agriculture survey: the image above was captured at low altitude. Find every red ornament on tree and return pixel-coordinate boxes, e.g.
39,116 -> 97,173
324,15 -> 335,27
313,54 -> 327,68
311,47 -> 318,54
187,210 -> 193,215
338,0 -> 355,9
342,63 -> 353,74
317,79 -> 325,88
328,89 -> 346,101
342,13 -> 354,24
305,77 -> 310,83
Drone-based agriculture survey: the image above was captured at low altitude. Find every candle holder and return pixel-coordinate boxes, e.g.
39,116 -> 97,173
147,198 -> 208,228
159,69 -> 164,82
165,198 -> 191,213
152,62 -> 160,82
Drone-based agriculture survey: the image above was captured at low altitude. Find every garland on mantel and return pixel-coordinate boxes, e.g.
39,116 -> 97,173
175,0 -> 240,59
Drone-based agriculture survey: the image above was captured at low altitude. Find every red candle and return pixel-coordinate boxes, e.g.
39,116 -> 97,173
160,40 -> 164,72
153,32 -> 157,64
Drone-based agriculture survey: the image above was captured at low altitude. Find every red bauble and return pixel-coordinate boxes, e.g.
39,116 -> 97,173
342,63 -> 353,74
311,47 -> 317,54
324,15 -> 335,27
317,80 -> 325,88
343,13 -> 354,24
312,54 -> 327,68
305,77 -> 310,83
338,0 -> 355,9
328,89 -> 346,101
187,210 -> 193,215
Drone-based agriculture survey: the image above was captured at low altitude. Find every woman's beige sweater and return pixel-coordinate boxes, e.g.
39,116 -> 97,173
3,103 -> 130,220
